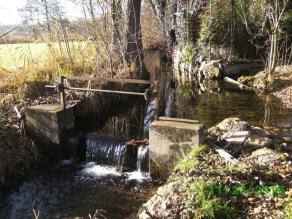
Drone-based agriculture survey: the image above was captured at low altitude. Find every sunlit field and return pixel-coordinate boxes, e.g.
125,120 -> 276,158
0,41 -> 98,89
0,41 -> 90,71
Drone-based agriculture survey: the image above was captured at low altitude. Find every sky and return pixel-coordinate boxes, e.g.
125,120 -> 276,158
0,0 -> 83,25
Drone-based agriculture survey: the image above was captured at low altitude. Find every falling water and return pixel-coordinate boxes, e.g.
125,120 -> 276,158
86,134 -> 127,168
164,88 -> 176,117
85,133 -> 150,173
137,146 -> 149,173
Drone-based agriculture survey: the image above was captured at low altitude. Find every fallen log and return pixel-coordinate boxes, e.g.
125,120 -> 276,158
224,77 -> 250,90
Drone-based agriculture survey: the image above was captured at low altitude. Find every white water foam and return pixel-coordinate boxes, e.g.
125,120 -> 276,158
80,162 -> 121,177
127,171 -> 150,182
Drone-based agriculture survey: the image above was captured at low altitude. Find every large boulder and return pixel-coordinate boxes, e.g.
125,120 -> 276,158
198,60 -> 224,80
208,117 -> 273,147
244,148 -> 281,165
216,117 -> 251,132
138,178 -> 187,219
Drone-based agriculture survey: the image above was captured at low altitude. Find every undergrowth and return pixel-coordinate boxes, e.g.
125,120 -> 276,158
176,144 -> 207,173
186,180 -> 235,219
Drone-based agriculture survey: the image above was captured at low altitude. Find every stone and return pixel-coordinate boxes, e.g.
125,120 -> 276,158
222,131 -> 251,144
149,117 -> 204,170
248,148 -> 280,165
25,104 -> 75,144
25,104 -> 75,159
216,117 -> 250,132
275,120 -> 292,128
277,131 -> 292,143
198,60 -> 224,80
245,135 -> 273,148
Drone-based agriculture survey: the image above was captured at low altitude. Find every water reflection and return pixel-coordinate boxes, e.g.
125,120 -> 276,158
164,81 -> 292,128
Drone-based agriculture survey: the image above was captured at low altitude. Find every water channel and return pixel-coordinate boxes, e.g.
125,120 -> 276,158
1,80 -> 292,219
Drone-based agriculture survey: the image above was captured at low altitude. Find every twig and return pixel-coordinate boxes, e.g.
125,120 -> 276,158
0,26 -> 19,39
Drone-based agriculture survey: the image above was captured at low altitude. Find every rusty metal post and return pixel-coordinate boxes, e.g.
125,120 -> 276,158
153,80 -> 159,121
60,76 -> 66,110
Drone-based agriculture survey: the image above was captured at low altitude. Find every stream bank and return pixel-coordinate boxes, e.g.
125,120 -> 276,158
238,65 -> 292,109
138,117 -> 292,219
138,79 -> 292,219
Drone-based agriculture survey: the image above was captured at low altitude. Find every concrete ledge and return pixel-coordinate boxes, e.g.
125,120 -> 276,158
149,118 -> 205,170
159,117 -> 200,124
26,105 -> 75,155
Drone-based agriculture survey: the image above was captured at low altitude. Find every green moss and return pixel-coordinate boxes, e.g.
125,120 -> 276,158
180,43 -> 196,64
178,82 -> 194,99
186,180 -> 235,219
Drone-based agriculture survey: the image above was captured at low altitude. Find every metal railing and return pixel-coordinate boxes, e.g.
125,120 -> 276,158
46,76 -> 158,110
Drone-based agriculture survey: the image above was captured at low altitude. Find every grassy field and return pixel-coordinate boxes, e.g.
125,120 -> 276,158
0,41 -> 90,71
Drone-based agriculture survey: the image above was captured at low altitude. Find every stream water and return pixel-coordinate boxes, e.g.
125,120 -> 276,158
165,81 -> 292,129
1,80 -> 292,219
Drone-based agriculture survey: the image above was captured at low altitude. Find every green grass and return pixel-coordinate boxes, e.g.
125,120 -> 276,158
186,180 -> 235,219
175,145 -> 207,172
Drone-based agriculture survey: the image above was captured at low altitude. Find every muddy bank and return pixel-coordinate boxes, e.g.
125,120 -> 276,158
138,118 -> 292,219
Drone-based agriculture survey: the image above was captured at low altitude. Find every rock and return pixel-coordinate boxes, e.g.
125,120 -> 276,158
277,131 -> 292,143
247,148 -> 280,165
222,131 -> 251,144
199,61 -> 223,80
245,135 -> 273,148
250,127 -> 267,137
216,117 -> 251,133
209,118 -> 273,147
275,120 -> 292,128
137,180 -> 186,219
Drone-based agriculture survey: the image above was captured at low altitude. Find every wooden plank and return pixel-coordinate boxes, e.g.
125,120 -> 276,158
65,76 -> 152,85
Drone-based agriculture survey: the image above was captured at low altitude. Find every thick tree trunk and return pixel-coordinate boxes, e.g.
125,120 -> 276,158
126,0 -> 147,79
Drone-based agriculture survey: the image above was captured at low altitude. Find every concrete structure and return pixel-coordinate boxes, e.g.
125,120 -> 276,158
149,117 -> 204,170
25,104 -> 75,158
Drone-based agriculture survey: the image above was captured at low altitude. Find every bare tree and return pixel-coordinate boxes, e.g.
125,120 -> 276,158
126,0 -> 146,79
237,0 -> 289,81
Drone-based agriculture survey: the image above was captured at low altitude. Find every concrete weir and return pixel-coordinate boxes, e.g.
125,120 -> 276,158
25,104 -> 75,158
149,117 -> 205,170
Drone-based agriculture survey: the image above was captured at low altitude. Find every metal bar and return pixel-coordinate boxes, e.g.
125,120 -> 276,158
60,76 -> 66,110
66,86 -> 146,96
65,76 -> 152,85
45,85 -> 56,89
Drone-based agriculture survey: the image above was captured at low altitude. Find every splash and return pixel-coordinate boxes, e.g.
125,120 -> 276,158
80,162 -> 121,177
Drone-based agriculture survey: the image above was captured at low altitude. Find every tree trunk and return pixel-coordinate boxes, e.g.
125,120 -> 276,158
148,0 -> 167,38
126,0 -> 147,79
268,32 -> 278,83
112,0 -> 122,47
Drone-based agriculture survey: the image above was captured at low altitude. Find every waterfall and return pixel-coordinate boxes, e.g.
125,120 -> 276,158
144,98 -> 158,136
85,133 -> 150,177
164,89 -> 176,117
86,134 -> 127,169
137,146 -> 149,173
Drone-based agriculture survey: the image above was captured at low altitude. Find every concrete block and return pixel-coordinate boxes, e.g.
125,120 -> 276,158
26,104 -> 75,145
149,117 -> 204,170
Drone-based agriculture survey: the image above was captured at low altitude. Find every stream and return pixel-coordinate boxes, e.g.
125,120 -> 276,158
1,80 -> 292,219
